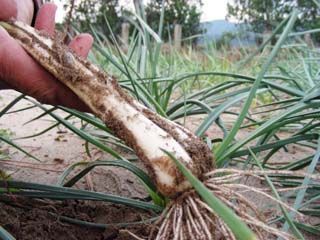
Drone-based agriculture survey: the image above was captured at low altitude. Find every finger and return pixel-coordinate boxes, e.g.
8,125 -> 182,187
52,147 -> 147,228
16,0 -> 34,24
34,3 -> 57,36
0,27 -> 90,112
0,0 -> 17,20
68,34 -> 94,58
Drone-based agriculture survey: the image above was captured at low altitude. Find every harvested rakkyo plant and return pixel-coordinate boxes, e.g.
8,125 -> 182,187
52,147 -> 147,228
2,21 -> 315,240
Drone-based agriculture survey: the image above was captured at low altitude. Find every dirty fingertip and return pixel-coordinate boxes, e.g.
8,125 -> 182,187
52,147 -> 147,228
69,33 -> 93,58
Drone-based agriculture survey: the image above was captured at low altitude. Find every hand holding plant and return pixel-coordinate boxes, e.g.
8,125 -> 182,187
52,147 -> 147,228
0,2 -> 92,112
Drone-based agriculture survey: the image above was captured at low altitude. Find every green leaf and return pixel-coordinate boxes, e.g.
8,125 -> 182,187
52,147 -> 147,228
58,159 -> 165,207
0,135 -> 39,161
0,180 -> 162,212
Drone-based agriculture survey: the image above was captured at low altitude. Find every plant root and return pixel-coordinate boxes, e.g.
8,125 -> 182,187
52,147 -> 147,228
148,168 -> 314,240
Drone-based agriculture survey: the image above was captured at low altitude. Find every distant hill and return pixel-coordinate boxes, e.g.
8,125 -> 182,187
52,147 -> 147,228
201,20 -> 238,40
199,19 -> 256,47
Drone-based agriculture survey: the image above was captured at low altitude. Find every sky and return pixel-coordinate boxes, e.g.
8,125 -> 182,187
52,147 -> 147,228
52,0 -> 230,23
201,0 -> 229,22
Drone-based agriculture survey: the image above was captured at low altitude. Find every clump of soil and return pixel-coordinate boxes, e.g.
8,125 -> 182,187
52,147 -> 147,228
0,196 -> 153,240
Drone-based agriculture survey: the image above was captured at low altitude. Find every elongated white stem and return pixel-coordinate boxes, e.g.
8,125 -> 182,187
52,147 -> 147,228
1,21 -> 213,197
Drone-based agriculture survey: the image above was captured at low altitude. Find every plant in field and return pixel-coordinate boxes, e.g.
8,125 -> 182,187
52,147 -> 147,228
1,7 -> 320,239
0,3 -> 320,240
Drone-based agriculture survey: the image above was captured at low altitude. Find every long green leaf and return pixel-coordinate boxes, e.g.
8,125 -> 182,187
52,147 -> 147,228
0,180 -> 162,212
215,11 -> 298,161
0,135 -> 39,161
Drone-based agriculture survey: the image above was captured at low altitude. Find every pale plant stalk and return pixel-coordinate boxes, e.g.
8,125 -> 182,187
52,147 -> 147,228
0,21 -> 213,198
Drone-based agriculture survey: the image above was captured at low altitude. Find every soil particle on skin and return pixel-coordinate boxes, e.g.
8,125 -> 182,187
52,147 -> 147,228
0,196 -> 152,240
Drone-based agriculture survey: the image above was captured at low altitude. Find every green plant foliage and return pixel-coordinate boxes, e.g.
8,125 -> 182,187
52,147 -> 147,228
0,180 -> 162,212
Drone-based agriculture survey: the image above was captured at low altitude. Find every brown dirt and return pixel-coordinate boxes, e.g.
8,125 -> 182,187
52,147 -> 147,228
0,196 -> 152,240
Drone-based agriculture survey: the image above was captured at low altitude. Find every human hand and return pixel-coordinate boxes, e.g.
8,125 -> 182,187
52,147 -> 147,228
0,1 -> 93,112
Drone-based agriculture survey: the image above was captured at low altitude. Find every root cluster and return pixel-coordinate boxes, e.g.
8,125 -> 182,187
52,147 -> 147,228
149,169 -> 308,240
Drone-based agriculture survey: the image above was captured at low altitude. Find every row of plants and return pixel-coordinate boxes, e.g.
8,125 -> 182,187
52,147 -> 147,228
0,4 -> 319,239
